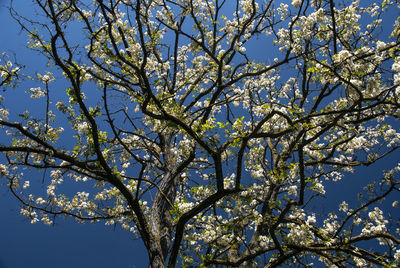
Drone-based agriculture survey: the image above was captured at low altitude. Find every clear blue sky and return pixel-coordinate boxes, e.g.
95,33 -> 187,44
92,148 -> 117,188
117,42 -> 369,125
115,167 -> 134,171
0,1 -> 399,268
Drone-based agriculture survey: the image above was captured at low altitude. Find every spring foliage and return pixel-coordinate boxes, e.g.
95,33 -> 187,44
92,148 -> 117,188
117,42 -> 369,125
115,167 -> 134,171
1,0 -> 400,266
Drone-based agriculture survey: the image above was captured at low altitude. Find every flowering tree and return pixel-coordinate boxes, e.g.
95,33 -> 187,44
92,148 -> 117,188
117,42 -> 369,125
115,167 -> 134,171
1,0 -> 400,266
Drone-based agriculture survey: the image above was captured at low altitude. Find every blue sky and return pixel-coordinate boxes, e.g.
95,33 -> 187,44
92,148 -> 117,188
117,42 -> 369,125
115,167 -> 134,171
0,1 -> 399,267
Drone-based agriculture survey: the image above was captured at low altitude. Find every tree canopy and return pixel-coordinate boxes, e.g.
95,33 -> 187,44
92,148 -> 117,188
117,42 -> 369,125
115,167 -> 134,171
1,0 -> 400,266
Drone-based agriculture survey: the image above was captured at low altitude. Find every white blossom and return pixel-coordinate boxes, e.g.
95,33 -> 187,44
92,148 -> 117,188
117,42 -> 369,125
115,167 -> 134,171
22,181 -> 30,189
292,0 -> 301,8
288,185 -> 298,197
0,164 -> 8,176
40,72 -> 55,84
393,62 -> 400,72
27,87 -> 45,98
394,249 -> 400,261
0,108 -> 9,120
339,201 -> 349,213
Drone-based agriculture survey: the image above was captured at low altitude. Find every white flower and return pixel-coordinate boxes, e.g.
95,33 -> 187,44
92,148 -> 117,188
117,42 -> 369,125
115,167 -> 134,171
76,122 -> 89,134
81,9 -> 92,18
394,249 -> 400,261
22,181 -> 30,189
122,162 -> 130,169
292,0 -> 301,8
0,164 -> 8,176
339,201 -> 349,213
36,197 -> 46,205
47,184 -> 56,196
353,216 -> 362,226
41,214 -> 53,225
393,201 -> 399,208
134,104 -> 140,112
349,79 -> 363,88
20,207 -> 30,217
288,185 -> 298,197
0,71 -> 8,79
314,181 -> 325,195
41,73 -> 55,84
376,40 -> 386,51
392,62 -> 400,72
363,207 -> 388,234
306,215 -> 316,225
27,87 -> 45,98
353,256 -> 366,267
56,101 -> 69,113
0,108 -> 9,120
50,169 -> 62,179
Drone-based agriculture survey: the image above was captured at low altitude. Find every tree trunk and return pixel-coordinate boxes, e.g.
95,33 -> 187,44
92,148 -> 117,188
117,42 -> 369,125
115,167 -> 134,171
149,133 -> 178,266
148,241 -> 165,268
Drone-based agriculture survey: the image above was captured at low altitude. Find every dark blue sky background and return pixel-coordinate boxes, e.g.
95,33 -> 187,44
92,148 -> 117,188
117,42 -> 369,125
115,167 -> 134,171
0,1 -> 399,267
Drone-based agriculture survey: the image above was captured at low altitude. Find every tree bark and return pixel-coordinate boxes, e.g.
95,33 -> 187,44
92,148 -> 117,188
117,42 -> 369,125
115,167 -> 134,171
149,133 -> 178,263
